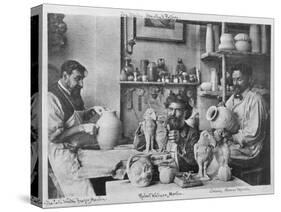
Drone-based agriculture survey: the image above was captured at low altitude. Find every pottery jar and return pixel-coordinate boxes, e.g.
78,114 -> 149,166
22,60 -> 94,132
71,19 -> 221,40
235,40 -> 251,52
217,165 -> 232,181
218,33 -> 235,50
158,165 -> 178,184
206,106 -> 239,133
96,110 -> 122,150
147,62 -> 157,81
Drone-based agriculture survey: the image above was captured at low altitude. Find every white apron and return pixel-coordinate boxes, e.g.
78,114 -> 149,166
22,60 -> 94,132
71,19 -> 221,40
48,88 -> 95,198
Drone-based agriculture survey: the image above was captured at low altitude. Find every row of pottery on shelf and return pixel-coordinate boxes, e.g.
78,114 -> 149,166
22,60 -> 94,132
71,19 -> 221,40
218,33 -> 251,52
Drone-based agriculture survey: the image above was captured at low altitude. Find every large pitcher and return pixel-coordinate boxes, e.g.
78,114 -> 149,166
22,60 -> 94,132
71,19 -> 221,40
206,106 -> 239,133
96,110 -> 122,150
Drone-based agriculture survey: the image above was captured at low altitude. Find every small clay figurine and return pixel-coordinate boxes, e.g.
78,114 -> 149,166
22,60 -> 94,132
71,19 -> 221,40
213,129 -> 232,181
155,115 -> 168,152
194,130 -> 216,179
142,108 -> 157,153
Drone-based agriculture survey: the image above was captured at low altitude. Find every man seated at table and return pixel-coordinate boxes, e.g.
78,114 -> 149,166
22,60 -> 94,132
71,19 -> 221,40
134,92 -> 199,172
48,60 -> 105,197
225,63 -> 269,169
165,93 -> 200,172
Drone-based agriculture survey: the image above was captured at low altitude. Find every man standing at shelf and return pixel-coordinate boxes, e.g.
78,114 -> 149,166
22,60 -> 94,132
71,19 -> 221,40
225,63 -> 269,169
48,60 -> 105,197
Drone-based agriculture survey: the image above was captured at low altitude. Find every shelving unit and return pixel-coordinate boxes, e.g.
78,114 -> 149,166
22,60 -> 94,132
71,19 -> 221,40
198,90 -> 233,97
120,81 -> 200,86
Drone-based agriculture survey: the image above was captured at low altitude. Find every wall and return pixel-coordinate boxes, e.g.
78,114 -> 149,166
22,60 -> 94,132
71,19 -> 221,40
48,15 -> 120,113
121,20 -> 201,138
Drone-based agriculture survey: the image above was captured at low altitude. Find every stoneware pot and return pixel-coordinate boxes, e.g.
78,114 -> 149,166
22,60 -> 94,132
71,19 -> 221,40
217,165 -> 232,181
235,40 -> 251,52
218,33 -> 235,50
96,110 -> 122,150
200,82 -> 212,91
126,153 -> 153,187
158,165 -> 178,184
206,106 -> 239,133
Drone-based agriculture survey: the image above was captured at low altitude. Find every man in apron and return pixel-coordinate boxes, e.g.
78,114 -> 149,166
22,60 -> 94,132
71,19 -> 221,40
48,60 -> 104,197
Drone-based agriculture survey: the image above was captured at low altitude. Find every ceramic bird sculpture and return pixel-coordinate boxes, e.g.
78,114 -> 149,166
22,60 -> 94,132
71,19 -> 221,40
155,115 -> 168,152
194,130 -> 216,179
142,108 -> 157,153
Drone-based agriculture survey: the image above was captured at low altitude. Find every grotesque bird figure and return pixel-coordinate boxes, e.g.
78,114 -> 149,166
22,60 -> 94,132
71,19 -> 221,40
194,130 -> 216,178
142,108 -> 157,153
155,115 -> 168,152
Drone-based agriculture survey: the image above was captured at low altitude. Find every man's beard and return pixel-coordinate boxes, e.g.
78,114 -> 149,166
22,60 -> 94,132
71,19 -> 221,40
167,115 -> 184,130
71,85 -> 82,97
233,85 -> 241,95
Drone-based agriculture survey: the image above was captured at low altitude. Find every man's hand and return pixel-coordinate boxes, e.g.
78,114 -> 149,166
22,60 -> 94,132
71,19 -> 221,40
79,123 -> 99,135
89,106 -> 108,116
168,130 -> 180,144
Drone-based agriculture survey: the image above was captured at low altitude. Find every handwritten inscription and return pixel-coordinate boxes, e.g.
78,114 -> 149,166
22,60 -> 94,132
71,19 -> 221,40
44,196 -> 107,207
209,187 -> 251,194
138,191 -> 183,200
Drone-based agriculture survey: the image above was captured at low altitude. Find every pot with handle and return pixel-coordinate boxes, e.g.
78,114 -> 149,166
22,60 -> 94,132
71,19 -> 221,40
96,110 -> 122,150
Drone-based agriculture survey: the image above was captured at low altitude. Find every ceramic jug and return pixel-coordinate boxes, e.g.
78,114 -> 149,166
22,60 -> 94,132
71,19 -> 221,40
206,106 -> 239,133
96,110 -> 122,150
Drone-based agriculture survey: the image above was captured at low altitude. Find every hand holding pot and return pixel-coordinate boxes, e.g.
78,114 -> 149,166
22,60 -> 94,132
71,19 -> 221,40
79,123 -> 99,135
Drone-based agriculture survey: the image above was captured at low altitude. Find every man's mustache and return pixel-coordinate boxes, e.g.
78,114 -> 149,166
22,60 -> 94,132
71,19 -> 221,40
167,115 -> 181,130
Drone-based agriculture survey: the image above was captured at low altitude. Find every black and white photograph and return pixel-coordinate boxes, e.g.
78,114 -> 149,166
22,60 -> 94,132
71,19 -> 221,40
30,3 -> 273,208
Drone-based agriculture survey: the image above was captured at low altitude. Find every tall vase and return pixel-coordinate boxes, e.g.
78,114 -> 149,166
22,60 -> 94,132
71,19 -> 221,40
213,25 -> 220,51
96,111 -> 122,150
261,25 -> 268,54
249,24 -> 261,53
206,24 -> 214,53
210,68 -> 218,91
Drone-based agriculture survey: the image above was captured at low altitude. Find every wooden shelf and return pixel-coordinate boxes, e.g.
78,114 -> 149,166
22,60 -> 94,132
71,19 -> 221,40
120,81 -> 200,86
198,90 -> 233,97
201,50 -> 269,61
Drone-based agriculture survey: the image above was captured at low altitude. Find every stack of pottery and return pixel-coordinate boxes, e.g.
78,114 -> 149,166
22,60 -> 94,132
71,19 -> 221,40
218,33 -> 235,51
234,33 -> 251,52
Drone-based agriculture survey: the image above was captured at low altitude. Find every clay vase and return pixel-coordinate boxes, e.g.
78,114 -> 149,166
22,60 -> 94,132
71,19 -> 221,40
206,106 -> 239,133
206,24 -> 214,53
261,25 -> 268,54
147,62 -> 157,81
218,33 -> 235,50
96,110 -> 122,150
235,41 -> 251,52
122,57 -> 134,77
213,25 -> 220,51
158,165 -> 178,184
126,153 -> 153,187
249,24 -> 261,53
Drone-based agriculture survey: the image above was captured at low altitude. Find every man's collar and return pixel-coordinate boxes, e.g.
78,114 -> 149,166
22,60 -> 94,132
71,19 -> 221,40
58,80 -> 71,96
